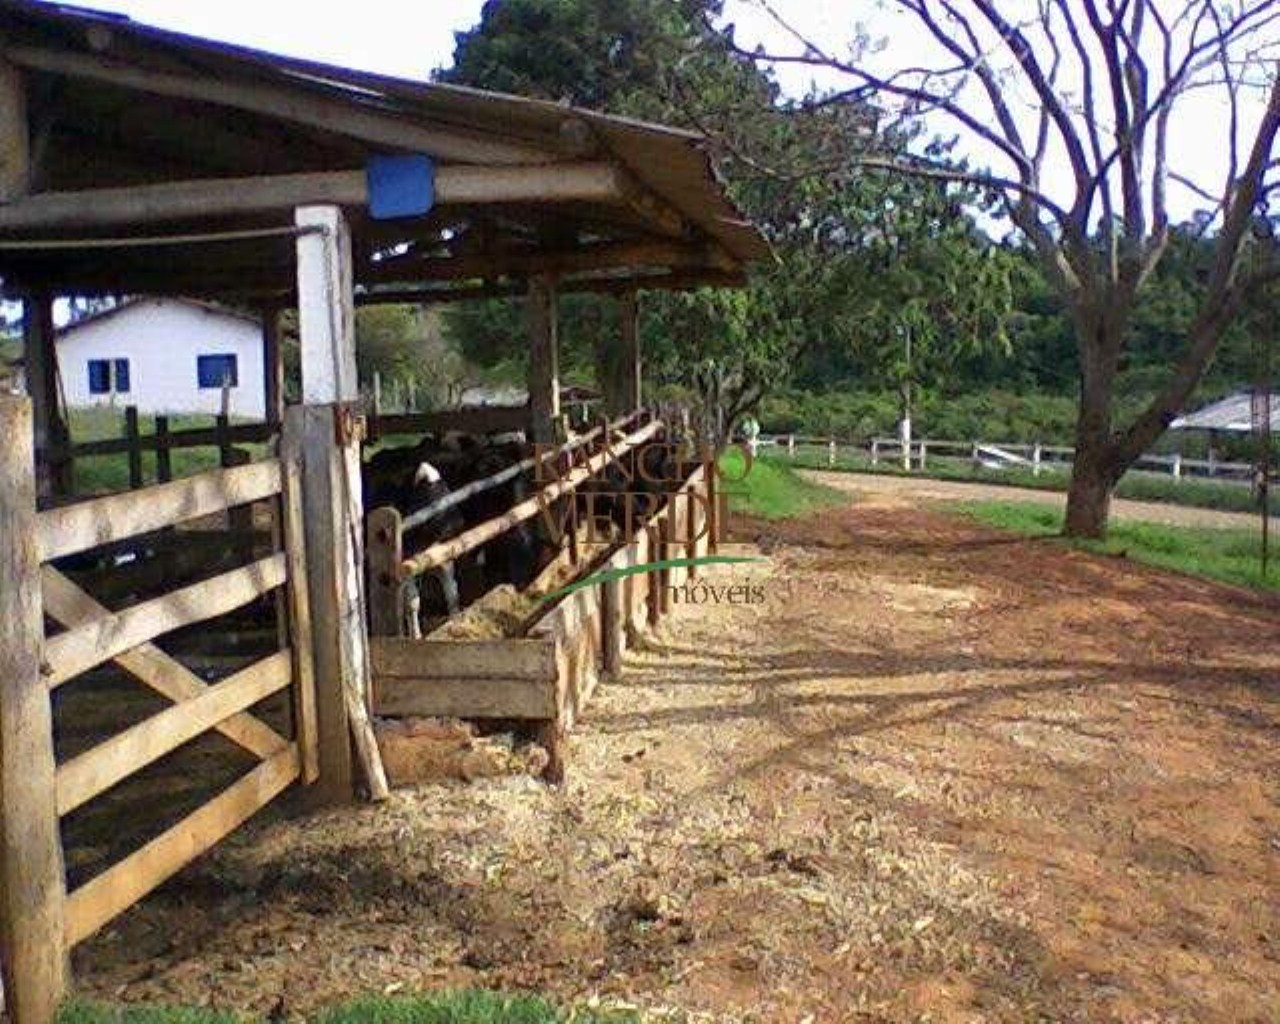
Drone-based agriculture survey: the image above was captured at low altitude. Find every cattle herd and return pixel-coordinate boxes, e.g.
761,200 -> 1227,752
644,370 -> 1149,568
362,420 -> 695,636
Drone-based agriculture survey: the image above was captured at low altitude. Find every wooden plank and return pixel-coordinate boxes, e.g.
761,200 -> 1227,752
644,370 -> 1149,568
64,744 -> 300,948
40,567 -> 288,760
402,419 -> 662,576
370,637 -> 557,681
6,47 -> 555,168
262,307 -> 285,426
280,410 -> 320,785
44,553 -> 288,688
0,162 -> 627,232
56,651 -> 292,817
37,458 -> 282,562
373,675 -> 556,720
0,396 -> 69,1021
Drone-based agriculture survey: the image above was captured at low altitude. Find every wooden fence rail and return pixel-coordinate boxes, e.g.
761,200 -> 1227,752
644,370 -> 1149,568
760,433 -> 1254,484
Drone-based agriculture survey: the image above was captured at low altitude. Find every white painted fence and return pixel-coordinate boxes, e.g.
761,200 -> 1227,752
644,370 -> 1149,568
755,433 -> 1253,485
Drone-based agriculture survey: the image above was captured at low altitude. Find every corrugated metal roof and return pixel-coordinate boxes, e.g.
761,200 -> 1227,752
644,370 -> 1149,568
1169,391 -> 1280,433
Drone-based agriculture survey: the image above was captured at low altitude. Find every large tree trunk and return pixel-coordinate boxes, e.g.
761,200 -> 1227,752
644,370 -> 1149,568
1064,441 -> 1114,538
1063,316 -> 1121,539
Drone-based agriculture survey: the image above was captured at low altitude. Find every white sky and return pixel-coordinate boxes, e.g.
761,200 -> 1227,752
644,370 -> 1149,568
22,0 -> 1279,225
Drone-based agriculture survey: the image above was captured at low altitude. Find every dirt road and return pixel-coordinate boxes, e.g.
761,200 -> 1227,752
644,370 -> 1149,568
804,468 -> 1271,530
77,503 -> 1280,1022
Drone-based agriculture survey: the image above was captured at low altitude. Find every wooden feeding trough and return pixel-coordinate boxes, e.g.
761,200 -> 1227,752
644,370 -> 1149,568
365,418 -> 718,778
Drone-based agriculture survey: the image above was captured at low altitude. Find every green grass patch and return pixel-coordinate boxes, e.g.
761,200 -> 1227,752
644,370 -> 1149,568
769,446 -> 1270,516
60,991 -> 641,1024
952,499 -> 1279,592
720,446 -> 846,520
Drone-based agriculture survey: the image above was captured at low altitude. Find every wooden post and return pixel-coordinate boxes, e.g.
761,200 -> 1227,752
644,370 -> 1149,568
646,522 -> 662,628
155,415 -> 173,483
366,507 -> 405,637
1032,443 -> 1042,477
216,412 -> 232,467
870,438 -> 879,466
919,440 -> 928,471
620,289 -> 641,412
280,407 -> 320,784
1172,452 -> 1182,481
124,405 -> 143,489
706,461 -> 719,555
787,434 -> 795,459
828,438 -> 836,467
372,371 -> 383,419
23,293 -> 70,501
261,305 -> 285,426
0,396 -> 69,1022
0,57 -> 31,201
294,204 -> 383,804
528,273 -> 560,444
658,512 -> 674,617
602,575 -> 623,677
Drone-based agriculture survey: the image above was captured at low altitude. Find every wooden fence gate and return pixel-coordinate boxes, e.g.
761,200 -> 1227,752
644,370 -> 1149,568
0,394 -> 319,1023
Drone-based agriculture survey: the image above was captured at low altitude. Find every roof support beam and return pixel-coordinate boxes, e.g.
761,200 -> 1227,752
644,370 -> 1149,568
0,57 -> 29,200
0,163 -> 627,232
369,239 -> 732,283
3,45 -> 558,166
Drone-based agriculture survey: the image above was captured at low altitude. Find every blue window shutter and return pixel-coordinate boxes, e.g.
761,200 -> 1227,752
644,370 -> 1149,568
197,354 -> 239,389
114,359 -> 130,393
88,359 -> 110,394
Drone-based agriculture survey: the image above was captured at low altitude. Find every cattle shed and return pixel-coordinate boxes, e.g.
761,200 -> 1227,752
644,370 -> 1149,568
0,3 -> 765,1020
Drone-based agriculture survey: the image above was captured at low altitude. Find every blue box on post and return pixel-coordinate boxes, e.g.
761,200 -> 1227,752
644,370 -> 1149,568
366,155 -> 436,220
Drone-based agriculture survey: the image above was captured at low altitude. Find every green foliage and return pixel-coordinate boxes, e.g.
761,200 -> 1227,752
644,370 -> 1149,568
952,501 -> 1278,593
719,447 -> 845,519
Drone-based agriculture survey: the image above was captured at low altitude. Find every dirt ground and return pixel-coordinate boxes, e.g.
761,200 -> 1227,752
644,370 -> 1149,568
75,495 -> 1280,1023
804,468 -> 1273,530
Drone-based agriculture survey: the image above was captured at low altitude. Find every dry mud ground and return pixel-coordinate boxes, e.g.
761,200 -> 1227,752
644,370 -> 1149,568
77,498 -> 1280,1023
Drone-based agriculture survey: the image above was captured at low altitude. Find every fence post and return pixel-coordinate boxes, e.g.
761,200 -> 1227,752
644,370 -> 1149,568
828,438 -> 836,467
295,204 -> 384,804
154,415 -> 172,483
366,506 -> 405,637
870,438 -> 879,466
1172,453 -> 1182,481
919,440 -> 928,471
124,404 -> 143,489
787,433 -> 795,459
0,396 -> 69,1022
1032,443 -> 1042,476
602,574 -> 623,677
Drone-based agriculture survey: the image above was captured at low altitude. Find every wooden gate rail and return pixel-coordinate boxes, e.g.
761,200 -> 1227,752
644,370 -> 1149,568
0,394 -> 319,1022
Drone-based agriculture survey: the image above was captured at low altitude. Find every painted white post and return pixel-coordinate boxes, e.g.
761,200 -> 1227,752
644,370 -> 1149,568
900,415 -> 912,471
294,204 -> 380,803
788,433 -> 795,459
828,438 -> 836,467
1032,443 -> 1042,477
871,439 -> 879,466
919,440 -> 928,471
1172,453 -> 1182,481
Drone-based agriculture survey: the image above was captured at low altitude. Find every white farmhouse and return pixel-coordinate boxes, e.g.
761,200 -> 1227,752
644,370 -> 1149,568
57,298 -> 266,418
